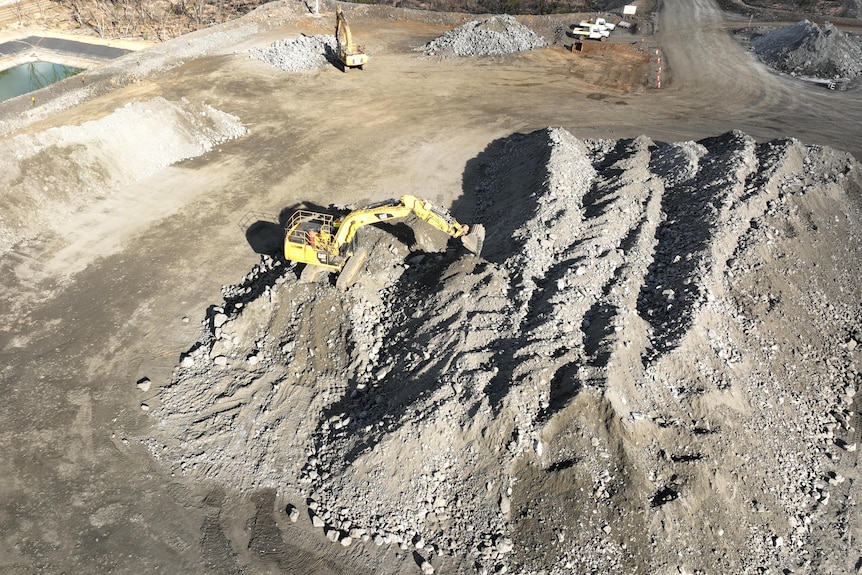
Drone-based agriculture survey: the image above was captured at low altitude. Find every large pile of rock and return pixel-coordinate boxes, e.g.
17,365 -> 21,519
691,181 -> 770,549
416,14 -> 548,58
249,34 -> 337,71
147,128 -> 862,574
750,19 -> 862,80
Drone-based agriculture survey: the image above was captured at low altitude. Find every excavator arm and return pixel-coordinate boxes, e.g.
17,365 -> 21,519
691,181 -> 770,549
335,6 -> 352,54
335,6 -> 367,70
333,195 -> 474,246
284,195 -> 484,279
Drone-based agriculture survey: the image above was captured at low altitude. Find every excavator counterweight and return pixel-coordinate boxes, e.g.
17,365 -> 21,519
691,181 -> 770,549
284,195 -> 484,282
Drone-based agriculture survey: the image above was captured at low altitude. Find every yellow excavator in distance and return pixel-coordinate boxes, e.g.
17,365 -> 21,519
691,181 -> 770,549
284,195 -> 485,286
335,6 -> 367,72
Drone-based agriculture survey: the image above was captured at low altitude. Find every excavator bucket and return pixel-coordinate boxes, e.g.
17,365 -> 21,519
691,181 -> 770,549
462,224 -> 485,256
335,247 -> 370,290
299,263 -> 329,284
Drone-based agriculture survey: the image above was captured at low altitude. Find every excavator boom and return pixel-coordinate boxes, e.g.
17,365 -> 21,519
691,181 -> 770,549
284,195 -> 484,279
333,195 -> 472,245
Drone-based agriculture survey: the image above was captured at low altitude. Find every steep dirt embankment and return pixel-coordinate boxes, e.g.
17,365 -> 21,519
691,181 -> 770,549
0,97 -> 246,255
148,128 -> 862,574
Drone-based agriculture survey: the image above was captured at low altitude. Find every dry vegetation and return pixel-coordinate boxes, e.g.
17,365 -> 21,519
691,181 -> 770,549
57,0 -> 263,40
387,0 -> 589,16
24,0 -> 853,43
44,0 -> 595,41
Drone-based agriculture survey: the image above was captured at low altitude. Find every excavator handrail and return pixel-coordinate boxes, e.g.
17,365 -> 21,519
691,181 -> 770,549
286,210 -> 338,251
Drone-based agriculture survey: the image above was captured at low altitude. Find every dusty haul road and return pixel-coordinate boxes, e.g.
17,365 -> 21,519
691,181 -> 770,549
0,0 -> 861,574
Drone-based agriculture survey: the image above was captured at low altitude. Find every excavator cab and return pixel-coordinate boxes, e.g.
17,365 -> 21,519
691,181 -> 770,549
285,211 -> 346,270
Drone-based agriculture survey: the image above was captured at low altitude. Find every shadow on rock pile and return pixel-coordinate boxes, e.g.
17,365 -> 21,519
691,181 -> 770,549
145,128 -> 862,575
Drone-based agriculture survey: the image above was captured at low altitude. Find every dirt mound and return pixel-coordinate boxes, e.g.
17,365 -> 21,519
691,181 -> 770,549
751,19 -> 862,80
147,128 -> 862,574
0,97 -> 246,255
416,14 -> 548,58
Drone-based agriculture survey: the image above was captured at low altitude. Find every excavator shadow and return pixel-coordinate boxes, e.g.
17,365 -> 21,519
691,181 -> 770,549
240,213 -> 283,256
373,221 -> 416,249
239,203 -> 338,257
321,43 -> 341,71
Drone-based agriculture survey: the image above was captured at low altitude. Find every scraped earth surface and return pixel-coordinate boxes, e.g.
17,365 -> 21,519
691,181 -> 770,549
0,97 -> 246,253
2,1 -> 862,574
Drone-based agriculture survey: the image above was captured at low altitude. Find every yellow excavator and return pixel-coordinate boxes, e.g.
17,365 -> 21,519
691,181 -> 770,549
335,6 -> 367,72
284,195 -> 485,286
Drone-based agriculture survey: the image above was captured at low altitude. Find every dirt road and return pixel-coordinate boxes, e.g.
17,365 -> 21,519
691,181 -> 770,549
657,0 -> 862,154
0,0 -> 860,573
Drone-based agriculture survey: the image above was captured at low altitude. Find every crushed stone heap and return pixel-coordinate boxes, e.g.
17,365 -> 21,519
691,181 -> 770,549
751,19 -> 862,80
416,14 -> 547,58
147,128 -> 862,575
249,34 -> 337,71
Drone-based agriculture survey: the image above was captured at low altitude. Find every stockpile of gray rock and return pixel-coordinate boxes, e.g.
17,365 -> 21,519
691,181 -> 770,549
416,14 -> 547,58
147,128 -> 862,574
751,20 -> 862,80
249,34 -> 336,71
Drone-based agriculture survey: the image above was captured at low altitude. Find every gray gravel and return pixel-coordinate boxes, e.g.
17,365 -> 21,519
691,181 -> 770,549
247,14 -> 548,70
250,34 -> 337,71
750,20 -> 862,80
416,14 -> 548,59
